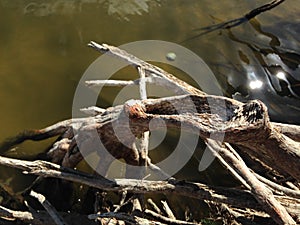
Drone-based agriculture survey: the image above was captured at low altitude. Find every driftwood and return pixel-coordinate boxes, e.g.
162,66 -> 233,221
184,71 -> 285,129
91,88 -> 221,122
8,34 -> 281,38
0,42 -> 299,225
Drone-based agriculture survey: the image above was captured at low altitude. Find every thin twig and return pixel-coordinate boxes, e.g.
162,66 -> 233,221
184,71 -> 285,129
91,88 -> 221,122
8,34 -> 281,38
285,182 -> 300,191
144,209 -> 199,225
80,106 -> 106,115
0,205 -> 34,223
147,198 -> 162,214
29,190 -> 68,225
161,200 -> 176,220
88,211 -> 166,225
85,79 -> 136,87
87,41 -> 205,95
207,142 -> 251,190
254,173 -> 300,198
146,157 -> 173,179
137,66 -> 150,175
0,205 -> 94,225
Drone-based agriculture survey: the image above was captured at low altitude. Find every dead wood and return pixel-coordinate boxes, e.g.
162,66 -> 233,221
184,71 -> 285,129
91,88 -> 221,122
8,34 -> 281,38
0,42 -> 299,224
0,150 -> 299,223
0,155 -> 259,209
29,190 -> 67,225
0,205 -> 97,225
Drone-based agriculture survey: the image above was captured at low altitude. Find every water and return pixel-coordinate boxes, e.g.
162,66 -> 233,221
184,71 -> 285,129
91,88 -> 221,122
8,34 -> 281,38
0,0 -> 299,214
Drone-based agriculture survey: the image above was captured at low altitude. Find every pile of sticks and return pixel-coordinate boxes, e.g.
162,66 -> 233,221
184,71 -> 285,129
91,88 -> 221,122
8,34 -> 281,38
0,41 -> 299,225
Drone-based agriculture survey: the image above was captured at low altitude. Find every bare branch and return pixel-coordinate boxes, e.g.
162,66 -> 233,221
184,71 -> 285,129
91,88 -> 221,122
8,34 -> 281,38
29,190 -> 68,225
144,209 -> 199,225
0,155 -> 261,210
0,205 -> 97,225
0,205 -> 35,224
161,200 -> 176,220
80,106 -> 105,116
87,41 -> 205,95
88,212 -> 166,225
85,79 -> 136,87
206,140 -> 296,225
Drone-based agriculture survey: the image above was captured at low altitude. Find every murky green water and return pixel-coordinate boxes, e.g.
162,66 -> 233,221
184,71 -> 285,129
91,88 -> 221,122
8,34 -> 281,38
0,0 -> 299,214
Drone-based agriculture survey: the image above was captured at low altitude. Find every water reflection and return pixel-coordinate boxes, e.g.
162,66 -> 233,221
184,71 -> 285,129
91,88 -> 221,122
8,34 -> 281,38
249,79 -> 263,90
229,19 -> 300,123
194,14 -> 300,123
20,0 -> 159,20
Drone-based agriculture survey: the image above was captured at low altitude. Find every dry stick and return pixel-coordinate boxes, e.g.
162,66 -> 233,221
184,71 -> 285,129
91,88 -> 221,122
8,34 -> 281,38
0,205 -> 35,223
88,212 -> 166,225
254,173 -> 300,198
285,182 -> 300,191
115,191 -> 127,212
0,205 -> 96,225
85,79 -> 136,87
225,143 -> 300,197
147,199 -> 162,214
1,154 -> 300,220
87,41 -> 205,96
0,155 -> 262,210
273,122 -> 300,142
86,76 -> 184,96
80,106 -> 105,116
137,66 -> 149,175
208,143 -> 288,223
161,200 -> 176,220
127,66 -> 150,212
144,209 -> 199,225
0,117 -> 88,153
146,158 -> 172,179
126,68 -> 147,212
209,144 -> 251,190
85,77 -> 155,88
219,203 -> 262,225
227,145 -> 299,222
114,193 -> 140,214
206,140 -> 296,225
106,191 -> 130,225
29,190 -> 68,225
